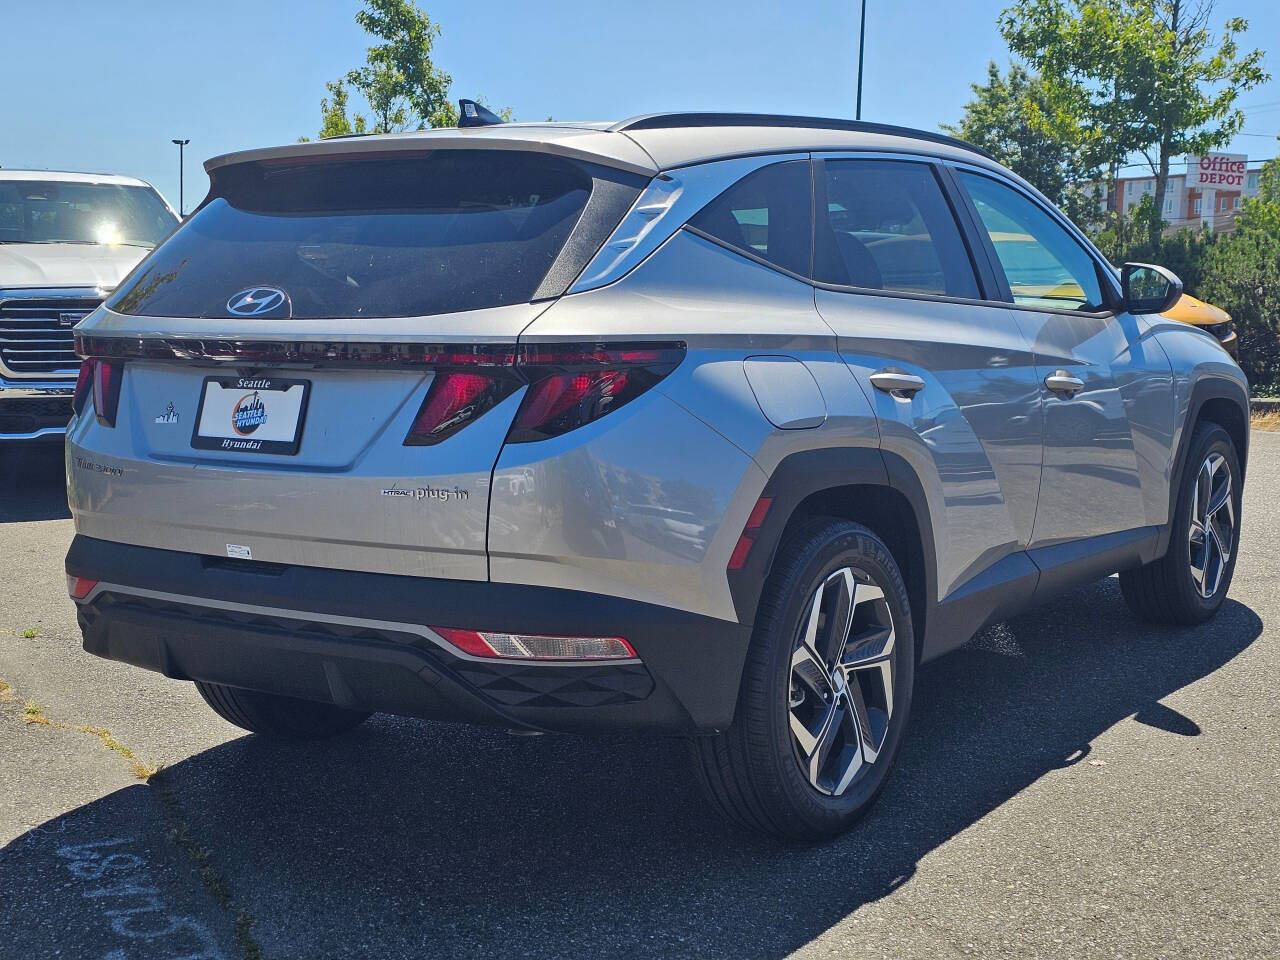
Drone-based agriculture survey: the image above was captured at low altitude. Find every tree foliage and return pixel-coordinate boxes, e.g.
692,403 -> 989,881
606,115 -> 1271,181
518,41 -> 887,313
318,80 -> 367,139
1001,0 -> 1268,245
346,0 -> 456,133
944,61 -> 1099,221
309,0 -> 472,139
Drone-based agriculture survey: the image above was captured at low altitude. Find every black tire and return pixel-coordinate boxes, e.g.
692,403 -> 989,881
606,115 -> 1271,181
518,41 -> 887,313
692,518 -> 915,840
195,681 -> 370,739
1120,422 -> 1242,625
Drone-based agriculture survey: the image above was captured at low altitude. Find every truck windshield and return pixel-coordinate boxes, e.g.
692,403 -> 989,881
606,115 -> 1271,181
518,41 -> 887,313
0,181 -> 177,248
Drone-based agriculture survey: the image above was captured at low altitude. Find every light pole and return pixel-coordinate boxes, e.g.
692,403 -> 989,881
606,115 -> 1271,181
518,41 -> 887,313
856,0 -> 867,120
171,139 -> 190,216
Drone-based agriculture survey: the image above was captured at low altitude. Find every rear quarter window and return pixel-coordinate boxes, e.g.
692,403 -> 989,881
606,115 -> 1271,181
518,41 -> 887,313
109,151 -> 610,320
686,161 -> 812,277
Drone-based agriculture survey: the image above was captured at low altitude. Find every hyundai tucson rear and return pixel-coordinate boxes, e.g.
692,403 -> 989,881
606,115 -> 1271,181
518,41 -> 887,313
66,114 -> 1248,839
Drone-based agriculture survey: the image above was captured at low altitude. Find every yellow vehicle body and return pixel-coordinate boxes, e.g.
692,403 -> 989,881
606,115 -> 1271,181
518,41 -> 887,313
1163,294 -> 1238,357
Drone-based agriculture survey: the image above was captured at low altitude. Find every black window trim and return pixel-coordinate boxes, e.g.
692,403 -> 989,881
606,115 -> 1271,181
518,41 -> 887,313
675,149 -> 1127,320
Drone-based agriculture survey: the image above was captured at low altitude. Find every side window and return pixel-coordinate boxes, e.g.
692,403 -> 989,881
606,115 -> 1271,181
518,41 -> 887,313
687,161 -> 811,277
815,160 -> 979,299
959,172 -> 1106,312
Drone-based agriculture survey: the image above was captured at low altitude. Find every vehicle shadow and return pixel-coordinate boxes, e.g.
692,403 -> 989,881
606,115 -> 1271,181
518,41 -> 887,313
0,445 -> 69,522
0,579 -> 1262,959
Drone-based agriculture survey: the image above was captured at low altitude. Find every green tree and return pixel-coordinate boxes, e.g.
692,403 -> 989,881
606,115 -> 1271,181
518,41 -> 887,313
319,79 -> 367,139
944,61 -> 1098,220
1002,0 -> 1268,246
347,0 -> 456,132
1237,140 -> 1280,237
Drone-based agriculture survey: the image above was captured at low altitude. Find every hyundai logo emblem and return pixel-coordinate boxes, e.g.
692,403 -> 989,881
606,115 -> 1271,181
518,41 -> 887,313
226,287 -> 289,317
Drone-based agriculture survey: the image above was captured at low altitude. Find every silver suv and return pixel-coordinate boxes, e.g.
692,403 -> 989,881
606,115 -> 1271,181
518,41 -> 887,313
1,170 -> 177,442
64,112 -> 1248,838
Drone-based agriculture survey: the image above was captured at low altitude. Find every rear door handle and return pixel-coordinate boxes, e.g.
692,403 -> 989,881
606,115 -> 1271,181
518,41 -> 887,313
869,370 -> 926,398
1044,370 -> 1085,396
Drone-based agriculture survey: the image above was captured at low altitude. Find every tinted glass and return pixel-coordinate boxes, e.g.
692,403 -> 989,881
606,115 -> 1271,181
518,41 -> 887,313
816,160 -> 979,298
0,180 -> 175,247
688,161 -> 811,276
959,172 -> 1105,311
110,152 -> 594,319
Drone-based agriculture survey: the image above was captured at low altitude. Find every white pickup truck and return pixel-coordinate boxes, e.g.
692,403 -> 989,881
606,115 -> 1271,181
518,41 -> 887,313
0,170 -> 177,442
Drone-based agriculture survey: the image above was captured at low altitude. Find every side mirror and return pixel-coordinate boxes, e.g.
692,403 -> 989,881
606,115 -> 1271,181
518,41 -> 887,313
1121,262 -> 1183,315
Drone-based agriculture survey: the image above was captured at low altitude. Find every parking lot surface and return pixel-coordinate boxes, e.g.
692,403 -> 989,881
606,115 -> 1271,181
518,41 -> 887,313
2,436 -> 1277,959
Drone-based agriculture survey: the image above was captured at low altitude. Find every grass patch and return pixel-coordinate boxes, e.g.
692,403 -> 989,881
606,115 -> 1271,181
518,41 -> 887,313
5,683 -> 158,781
20,628 -> 38,639
157,779 -> 265,960
1252,411 -> 1280,432
23,701 -> 49,725
76,725 -> 162,781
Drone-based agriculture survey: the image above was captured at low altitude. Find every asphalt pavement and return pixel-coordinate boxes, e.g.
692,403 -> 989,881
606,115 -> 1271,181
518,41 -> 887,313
1,436 -> 1277,959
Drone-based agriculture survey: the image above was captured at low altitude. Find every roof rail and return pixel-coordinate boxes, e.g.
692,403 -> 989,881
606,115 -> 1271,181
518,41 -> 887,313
610,113 -> 994,161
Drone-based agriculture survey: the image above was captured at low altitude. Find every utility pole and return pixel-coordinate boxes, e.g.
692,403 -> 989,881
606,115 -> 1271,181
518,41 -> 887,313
855,0 -> 867,120
171,139 -> 190,216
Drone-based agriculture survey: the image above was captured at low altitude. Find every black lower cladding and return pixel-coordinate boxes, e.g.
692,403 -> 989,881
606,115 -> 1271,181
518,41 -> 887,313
66,536 -> 751,734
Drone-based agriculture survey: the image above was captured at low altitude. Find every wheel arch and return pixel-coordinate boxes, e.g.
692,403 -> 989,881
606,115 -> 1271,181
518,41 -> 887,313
728,447 -> 938,663
1156,374 -> 1250,558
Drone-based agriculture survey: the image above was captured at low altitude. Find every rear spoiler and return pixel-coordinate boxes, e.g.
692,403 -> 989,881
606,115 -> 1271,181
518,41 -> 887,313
204,127 -> 658,179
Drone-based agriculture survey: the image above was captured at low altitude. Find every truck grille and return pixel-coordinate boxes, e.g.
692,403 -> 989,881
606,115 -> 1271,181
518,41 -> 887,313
0,297 -> 99,376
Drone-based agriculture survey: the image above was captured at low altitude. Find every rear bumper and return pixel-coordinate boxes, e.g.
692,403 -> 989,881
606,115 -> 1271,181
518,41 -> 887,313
65,536 -> 751,734
0,379 -> 73,441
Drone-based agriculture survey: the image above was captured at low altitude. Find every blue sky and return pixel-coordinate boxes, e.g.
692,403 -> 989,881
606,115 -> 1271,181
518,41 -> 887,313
4,0 -> 1278,211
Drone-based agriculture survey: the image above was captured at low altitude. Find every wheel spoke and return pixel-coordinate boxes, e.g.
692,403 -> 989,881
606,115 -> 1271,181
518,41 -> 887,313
1208,515 -> 1231,565
842,624 -> 894,670
806,699 -> 846,789
815,569 -> 856,667
791,643 -> 833,700
1207,474 -> 1231,518
845,675 -> 880,765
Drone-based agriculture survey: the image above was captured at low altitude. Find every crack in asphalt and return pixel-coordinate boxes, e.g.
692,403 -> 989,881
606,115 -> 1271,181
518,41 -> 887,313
1,675 -> 265,959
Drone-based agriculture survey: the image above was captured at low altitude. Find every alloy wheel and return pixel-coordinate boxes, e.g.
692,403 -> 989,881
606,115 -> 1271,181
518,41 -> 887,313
787,567 -> 896,797
1188,452 -> 1234,599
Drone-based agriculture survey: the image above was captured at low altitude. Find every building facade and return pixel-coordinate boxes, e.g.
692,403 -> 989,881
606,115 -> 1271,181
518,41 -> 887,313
1101,153 -> 1267,234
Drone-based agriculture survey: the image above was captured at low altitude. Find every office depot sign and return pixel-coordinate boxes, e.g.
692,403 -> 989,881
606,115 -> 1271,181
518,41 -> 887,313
1195,153 -> 1248,188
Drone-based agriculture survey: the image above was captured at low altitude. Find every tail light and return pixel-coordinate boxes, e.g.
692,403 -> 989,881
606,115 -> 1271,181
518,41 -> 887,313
72,358 -> 123,426
507,342 -> 685,443
403,347 -> 520,446
72,361 -> 93,415
91,359 -> 124,427
404,341 -> 684,446
434,627 -> 636,661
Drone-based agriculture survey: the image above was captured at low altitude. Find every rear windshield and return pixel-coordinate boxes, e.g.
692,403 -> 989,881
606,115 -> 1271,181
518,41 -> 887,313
0,180 -> 175,248
109,151 -> 596,319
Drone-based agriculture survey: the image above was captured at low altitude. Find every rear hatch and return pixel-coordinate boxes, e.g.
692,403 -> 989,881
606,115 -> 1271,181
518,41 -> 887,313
68,146 -> 648,581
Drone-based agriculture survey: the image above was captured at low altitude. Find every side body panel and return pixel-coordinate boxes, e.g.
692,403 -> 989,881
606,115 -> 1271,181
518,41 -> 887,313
1010,307 -> 1170,546
817,292 -> 1044,602
488,229 -> 879,623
